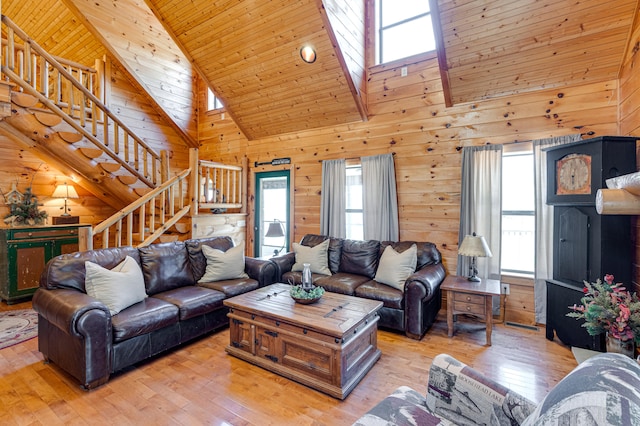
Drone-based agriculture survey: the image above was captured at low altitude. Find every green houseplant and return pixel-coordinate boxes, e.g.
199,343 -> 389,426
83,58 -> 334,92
567,274 -> 640,353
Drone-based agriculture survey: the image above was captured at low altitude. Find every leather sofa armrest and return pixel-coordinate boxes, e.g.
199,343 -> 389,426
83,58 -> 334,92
32,288 -> 110,337
269,252 -> 296,282
245,257 -> 278,287
405,263 -> 446,301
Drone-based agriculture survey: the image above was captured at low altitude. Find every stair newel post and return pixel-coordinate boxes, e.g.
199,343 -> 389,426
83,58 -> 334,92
189,148 -> 199,217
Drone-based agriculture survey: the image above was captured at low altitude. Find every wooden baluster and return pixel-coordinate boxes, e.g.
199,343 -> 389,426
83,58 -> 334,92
114,123 -> 119,154
126,213 -> 133,247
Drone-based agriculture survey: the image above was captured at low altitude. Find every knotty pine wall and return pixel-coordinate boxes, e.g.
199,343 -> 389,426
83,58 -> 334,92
199,53 -> 626,325
619,12 -> 640,293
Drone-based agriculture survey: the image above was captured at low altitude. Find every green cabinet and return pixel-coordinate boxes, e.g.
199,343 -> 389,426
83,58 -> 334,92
0,225 -> 89,304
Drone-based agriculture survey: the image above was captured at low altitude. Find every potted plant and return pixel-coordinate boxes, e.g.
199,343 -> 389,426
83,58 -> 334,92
567,274 -> 640,357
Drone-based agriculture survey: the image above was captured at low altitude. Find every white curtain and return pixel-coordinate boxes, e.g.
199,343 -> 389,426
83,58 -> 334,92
457,145 -> 503,280
362,153 -> 399,241
533,134 -> 582,324
320,159 -> 346,238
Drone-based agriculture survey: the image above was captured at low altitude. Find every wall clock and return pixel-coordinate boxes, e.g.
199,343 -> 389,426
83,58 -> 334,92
556,153 -> 591,195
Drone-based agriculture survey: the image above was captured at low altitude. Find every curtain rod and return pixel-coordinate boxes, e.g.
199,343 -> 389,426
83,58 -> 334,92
317,152 -> 396,163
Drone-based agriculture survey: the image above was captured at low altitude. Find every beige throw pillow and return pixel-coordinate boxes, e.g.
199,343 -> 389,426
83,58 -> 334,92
199,243 -> 249,283
85,256 -> 148,315
374,244 -> 417,291
292,239 -> 331,275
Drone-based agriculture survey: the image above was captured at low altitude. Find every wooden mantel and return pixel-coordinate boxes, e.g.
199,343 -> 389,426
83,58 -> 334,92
596,171 -> 640,214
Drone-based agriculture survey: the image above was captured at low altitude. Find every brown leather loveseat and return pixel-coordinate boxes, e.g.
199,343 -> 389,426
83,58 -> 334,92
271,234 -> 446,339
32,236 -> 277,389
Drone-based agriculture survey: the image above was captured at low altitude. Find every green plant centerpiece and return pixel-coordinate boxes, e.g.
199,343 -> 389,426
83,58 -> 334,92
290,284 -> 325,304
567,274 -> 640,346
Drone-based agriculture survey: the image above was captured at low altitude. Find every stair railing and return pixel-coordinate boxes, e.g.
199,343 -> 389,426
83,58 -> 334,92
0,15 -> 165,188
90,168 -> 191,249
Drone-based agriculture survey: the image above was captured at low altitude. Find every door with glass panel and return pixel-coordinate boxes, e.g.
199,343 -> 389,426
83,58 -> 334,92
255,171 -> 290,258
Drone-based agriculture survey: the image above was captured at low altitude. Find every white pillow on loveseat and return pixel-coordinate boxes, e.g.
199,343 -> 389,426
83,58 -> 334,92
198,243 -> 249,282
374,244 -> 417,291
291,239 -> 331,275
85,256 -> 148,315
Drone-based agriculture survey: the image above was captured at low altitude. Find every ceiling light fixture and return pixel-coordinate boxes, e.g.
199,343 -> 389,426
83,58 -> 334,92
300,45 -> 316,63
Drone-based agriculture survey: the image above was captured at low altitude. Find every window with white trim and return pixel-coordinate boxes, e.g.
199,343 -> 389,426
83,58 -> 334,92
501,148 -> 535,276
207,88 -> 223,111
374,0 -> 436,65
346,165 -> 363,240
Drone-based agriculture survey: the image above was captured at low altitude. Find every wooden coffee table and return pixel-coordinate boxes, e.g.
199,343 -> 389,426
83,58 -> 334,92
223,283 -> 383,399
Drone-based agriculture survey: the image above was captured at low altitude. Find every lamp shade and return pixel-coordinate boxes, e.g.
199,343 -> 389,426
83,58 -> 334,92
265,220 -> 285,238
458,234 -> 492,258
52,183 -> 79,199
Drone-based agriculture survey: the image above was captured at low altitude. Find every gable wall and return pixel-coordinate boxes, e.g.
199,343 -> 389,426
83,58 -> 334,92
199,54 -> 621,319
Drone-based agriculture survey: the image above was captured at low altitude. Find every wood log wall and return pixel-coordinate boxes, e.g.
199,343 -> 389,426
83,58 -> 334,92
199,52 -> 626,325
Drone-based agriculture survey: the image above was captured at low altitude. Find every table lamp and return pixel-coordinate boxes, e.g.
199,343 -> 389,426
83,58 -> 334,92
458,232 -> 492,281
265,219 -> 285,256
52,183 -> 79,224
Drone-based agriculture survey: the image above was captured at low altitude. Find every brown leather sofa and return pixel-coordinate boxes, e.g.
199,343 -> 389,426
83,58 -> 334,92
32,237 -> 277,389
270,234 -> 446,339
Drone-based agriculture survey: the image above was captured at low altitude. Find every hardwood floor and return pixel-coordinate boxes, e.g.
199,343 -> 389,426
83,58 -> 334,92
0,301 -> 578,425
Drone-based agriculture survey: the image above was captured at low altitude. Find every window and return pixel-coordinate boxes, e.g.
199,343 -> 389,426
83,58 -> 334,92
207,88 -> 224,111
501,149 -> 535,276
375,0 -> 436,64
345,165 -> 363,240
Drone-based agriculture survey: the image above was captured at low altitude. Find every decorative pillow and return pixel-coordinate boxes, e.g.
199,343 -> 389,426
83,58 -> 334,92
292,239 -> 331,275
198,242 -> 249,283
85,256 -> 148,315
374,244 -> 417,291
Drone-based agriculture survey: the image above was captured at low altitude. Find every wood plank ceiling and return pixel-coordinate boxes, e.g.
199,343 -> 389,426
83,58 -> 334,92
146,0 -> 366,140
433,0 -> 639,106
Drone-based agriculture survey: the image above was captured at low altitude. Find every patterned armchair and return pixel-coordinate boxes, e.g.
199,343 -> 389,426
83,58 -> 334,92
353,352 -> 640,425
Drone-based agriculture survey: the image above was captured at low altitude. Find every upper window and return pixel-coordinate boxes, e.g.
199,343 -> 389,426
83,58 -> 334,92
207,88 -> 224,111
375,0 -> 436,65
501,149 -> 535,276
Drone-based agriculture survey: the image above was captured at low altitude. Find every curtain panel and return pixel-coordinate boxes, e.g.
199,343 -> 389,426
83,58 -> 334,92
320,159 -> 346,238
533,134 -> 582,324
362,153 -> 399,241
457,145 -> 503,281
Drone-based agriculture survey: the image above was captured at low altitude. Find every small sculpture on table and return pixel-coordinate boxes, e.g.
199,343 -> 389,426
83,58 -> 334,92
290,263 -> 325,304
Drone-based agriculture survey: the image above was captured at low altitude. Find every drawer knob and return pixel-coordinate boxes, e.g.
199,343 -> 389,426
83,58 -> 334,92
466,306 -> 471,311
466,296 -> 471,301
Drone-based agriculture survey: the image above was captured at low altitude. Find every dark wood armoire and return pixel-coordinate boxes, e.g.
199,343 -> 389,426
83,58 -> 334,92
545,136 -> 637,351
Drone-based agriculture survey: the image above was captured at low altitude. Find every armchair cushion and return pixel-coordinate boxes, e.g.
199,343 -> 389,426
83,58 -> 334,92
84,256 -> 147,315
198,243 -> 249,282
291,239 -> 331,275
374,244 -> 417,291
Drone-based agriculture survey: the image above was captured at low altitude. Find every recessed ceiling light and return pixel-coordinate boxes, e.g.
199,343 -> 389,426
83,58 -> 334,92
300,45 -> 316,63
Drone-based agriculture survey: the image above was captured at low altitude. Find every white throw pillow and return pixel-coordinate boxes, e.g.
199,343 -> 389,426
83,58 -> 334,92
198,242 -> 249,283
291,239 -> 331,275
374,244 -> 417,291
85,256 -> 148,315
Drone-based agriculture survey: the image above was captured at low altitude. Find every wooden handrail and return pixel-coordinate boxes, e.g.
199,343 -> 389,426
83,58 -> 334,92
1,15 -> 163,187
93,168 -> 191,236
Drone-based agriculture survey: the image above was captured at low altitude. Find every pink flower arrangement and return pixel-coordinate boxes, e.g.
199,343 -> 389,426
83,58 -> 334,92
567,274 -> 640,344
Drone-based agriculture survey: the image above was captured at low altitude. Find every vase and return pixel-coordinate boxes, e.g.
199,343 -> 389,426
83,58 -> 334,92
606,332 -> 635,358
302,263 -> 312,290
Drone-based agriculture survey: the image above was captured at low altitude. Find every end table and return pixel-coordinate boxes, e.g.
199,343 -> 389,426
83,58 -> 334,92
441,275 -> 501,345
